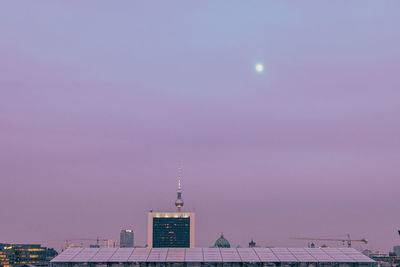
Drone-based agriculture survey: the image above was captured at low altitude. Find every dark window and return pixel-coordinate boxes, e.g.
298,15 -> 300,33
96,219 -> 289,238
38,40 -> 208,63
153,218 -> 190,247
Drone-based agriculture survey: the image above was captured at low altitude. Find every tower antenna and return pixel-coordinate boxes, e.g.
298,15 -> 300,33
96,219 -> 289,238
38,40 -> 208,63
175,161 -> 184,212
178,161 -> 182,192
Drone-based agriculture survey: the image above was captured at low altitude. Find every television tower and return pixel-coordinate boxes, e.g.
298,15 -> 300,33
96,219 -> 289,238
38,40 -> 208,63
175,162 -> 184,212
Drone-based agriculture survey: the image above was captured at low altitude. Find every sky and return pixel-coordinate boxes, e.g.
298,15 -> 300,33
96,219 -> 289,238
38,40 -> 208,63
0,1 -> 400,253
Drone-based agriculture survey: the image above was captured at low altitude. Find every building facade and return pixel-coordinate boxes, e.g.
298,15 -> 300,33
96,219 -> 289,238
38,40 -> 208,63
148,212 -> 195,248
120,229 -> 134,248
0,243 -> 57,266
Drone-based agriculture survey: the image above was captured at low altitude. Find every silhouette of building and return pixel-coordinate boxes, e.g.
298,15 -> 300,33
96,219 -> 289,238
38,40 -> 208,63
147,167 -> 195,248
249,239 -> 256,248
213,233 -> 231,248
120,229 -> 134,248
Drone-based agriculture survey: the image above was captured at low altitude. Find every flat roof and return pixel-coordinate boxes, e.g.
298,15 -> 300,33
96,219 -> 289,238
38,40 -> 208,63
51,247 -> 375,263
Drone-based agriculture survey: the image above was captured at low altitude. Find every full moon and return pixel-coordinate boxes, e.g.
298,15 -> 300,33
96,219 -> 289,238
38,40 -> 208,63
255,63 -> 264,73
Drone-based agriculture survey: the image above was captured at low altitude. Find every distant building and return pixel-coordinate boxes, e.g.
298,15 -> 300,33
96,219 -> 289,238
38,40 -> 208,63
147,168 -> 195,248
367,251 -> 400,265
104,240 -> 118,248
248,239 -> 256,248
148,211 -> 195,248
120,229 -> 134,248
213,233 -> 231,248
394,246 -> 400,257
0,243 -> 57,266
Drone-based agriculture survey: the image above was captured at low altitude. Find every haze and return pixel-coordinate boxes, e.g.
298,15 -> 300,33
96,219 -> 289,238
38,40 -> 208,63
0,1 -> 399,252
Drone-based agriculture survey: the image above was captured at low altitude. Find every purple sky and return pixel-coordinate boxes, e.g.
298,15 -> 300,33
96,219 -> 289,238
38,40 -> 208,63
1,1 -> 400,252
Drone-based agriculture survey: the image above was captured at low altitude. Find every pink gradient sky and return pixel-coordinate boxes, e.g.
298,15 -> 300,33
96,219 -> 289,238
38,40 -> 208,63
1,1 -> 400,252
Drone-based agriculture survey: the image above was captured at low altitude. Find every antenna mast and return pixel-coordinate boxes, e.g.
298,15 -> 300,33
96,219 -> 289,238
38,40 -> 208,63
175,161 -> 184,212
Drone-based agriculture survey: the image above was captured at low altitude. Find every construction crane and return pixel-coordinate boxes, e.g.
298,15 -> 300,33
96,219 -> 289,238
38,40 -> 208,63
290,234 -> 368,248
64,237 -> 109,248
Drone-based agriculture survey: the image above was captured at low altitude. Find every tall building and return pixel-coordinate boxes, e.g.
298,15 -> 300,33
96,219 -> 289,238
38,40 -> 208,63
120,229 -> 134,248
147,167 -> 195,248
0,243 -> 57,266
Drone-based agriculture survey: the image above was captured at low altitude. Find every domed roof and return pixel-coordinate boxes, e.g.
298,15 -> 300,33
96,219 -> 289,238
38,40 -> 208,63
214,233 -> 231,248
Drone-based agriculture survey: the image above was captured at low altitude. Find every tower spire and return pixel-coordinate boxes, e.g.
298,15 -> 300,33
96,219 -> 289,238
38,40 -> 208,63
175,161 -> 184,212
178,164 -> 182,192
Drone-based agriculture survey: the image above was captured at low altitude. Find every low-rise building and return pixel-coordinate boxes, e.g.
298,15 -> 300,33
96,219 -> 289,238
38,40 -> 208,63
0,243 -> 57,267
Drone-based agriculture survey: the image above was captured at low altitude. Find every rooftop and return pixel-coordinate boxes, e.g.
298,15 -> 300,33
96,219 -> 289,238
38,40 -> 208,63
51,247 -> 375,263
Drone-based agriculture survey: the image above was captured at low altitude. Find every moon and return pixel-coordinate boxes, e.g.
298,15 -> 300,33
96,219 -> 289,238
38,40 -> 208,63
254,63 -> 264,73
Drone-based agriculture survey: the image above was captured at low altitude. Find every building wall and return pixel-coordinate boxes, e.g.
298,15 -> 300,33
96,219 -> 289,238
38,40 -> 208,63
153,217 -> 190,247
0,246 -> 14,267
148,212 -> 195,248
120,230 -> 135,248
0,243 -> 57,266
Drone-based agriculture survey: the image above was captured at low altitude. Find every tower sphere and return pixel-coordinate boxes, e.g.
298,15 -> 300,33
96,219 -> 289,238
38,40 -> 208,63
175,198 -> 184,209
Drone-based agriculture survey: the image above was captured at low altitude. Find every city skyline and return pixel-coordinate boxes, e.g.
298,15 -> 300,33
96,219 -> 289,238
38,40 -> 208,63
1,0 -> 400,254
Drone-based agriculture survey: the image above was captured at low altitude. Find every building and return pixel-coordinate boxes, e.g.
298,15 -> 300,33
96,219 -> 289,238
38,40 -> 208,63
393,246 -> 400,257
105,240 -> 118,248
120,229 -> 134,248
249,239 -> 256,248
147,169 -> 195,248
50,247 -> 377,267
88,240 -> 117,249
148,212 -> 195,248
212,233 -> 231,248
0,243 -> 57,267
368,251 -> 400,266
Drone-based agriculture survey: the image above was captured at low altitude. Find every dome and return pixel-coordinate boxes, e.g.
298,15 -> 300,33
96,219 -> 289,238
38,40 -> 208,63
214,233 -> 231,248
